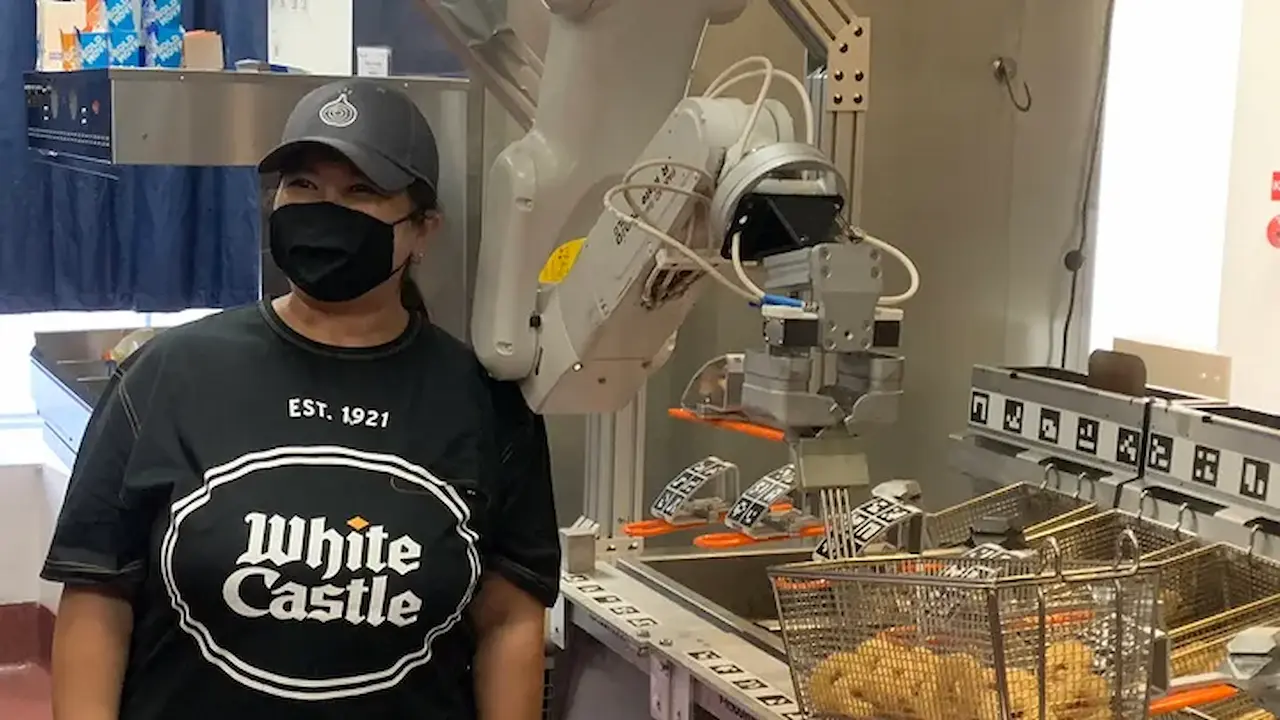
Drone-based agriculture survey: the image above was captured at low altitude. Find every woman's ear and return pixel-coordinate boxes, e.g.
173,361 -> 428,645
421,212 -> 443,237
411,213 -> 442,256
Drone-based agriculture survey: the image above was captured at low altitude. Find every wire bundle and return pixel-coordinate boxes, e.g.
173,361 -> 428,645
602,56 -> 918,308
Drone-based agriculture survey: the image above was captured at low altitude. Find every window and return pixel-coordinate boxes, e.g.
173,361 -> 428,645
0,309 -> 220,418
1089,0 -> 1244,353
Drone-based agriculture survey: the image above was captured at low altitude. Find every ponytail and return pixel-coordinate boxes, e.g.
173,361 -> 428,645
400,270 -> 429,316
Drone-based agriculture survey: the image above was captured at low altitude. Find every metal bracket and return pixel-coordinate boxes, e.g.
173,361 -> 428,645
649,654 -> 695,720
548,594 -> 569,651
559,517 -> 600,574
598,534 -> 645,561
826,19 -> 870,112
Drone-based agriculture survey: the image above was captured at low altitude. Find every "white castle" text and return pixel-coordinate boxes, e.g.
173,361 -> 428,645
222,513 -> 424,627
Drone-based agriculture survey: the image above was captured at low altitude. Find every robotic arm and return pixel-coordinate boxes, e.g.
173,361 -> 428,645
439,0 -> 918,555
443,0 -> 911,438
464,0 -> 749,413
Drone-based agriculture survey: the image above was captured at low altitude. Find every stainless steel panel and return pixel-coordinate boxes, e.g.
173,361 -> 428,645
101,70 -> 473,167
1146,402 -> 1280,519
619,546 -> 814,658
29,328 -> 148,462
32,328 -> 142,364
406,81 -> 487,342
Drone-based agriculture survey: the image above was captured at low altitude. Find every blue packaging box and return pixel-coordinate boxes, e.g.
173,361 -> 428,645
143,0 -> 181,30
106,0 -> 139,31
78,31 -> 111,70
145,24 -> 183,67
110,32 -> 142,67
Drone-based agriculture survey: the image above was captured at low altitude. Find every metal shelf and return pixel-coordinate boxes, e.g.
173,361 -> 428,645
24,68 -> 473,168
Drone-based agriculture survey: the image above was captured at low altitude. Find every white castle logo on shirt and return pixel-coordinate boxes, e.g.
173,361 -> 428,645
222,512 -> 424,628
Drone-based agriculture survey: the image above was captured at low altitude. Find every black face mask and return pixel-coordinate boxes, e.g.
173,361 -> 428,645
269,202 -> 412,303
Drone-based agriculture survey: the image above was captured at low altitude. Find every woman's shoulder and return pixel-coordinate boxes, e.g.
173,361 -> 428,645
117,305 -> 271,377
413,324 -> 533,419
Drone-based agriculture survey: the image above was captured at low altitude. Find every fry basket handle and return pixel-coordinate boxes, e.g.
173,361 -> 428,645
1114,527 -> 1141,572
1040,536 -> 1065,578
1041,463 -> 1059,490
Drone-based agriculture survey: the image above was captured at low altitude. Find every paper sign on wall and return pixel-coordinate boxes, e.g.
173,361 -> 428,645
356,46 -> 392,77
1271,172 -> 1280,201
268,0 -> 353,75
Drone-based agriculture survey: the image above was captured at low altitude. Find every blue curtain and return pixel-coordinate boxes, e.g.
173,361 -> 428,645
352,2 -> 465,76
0,0 -> 461,314
0,1 -> 266,313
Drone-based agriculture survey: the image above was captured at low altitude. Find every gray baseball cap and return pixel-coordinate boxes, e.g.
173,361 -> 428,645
259,79 -> 439,195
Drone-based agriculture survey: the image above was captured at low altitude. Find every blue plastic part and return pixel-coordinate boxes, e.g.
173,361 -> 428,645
761,294 -> 804,308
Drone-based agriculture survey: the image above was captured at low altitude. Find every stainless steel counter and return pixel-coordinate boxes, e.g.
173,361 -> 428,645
29,328 -> 152,468
618,546 -> 812,659
555,546 -> 812,720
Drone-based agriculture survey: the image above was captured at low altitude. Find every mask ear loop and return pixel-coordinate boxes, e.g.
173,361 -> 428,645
388,208 -> 428,274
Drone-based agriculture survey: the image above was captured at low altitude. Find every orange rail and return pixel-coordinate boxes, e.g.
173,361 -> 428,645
667,408 -> 786,442
693,524 -> 826,549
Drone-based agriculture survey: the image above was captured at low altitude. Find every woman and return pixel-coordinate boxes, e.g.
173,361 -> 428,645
42,79 -> 560,720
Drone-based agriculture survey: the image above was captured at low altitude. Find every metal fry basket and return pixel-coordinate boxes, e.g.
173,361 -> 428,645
1158,544 -> 1280,630
770,544 -> 1162,720
1027,510 -> 1196,562
1159,547 -> 1280,720
925,482 -> 1098,548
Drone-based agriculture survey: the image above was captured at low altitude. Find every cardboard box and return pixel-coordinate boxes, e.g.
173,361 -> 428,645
144,24 -> 182,67
84,0 -> 105,31
77,30 -> 110,69
182,30 -> 223,70
39,1 -> 88,71
59,30 -> 81,71
143,0 -> 181,30
105,0 -> 140,31
109,31 -> 142,67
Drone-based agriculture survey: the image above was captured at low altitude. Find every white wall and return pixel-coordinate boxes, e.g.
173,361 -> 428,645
0,430 -> 70,611
38,464 -> 70,610
1089,0 -> 1242,355
1219,0 -> 1280,412
0,464 -> 48,606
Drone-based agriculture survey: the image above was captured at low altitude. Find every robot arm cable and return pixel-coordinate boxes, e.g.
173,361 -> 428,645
601,57 -> 921,310
603,161 -> 761,303
603,58 -> 819,307
861,232 -> 919,305
705,57 -> 817,160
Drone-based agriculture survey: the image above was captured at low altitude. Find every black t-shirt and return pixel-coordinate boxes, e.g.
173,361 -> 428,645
41,302 -> 561,720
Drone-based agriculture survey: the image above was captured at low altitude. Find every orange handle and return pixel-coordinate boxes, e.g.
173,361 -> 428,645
1150,685 -> 1239,715
667,408 -> 786,442
692,532 -> 759,549
621,519 -> 681,538
693,524 -> 825,549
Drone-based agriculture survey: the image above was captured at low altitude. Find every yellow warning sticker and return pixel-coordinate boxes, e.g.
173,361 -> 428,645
539,238 -> 585,284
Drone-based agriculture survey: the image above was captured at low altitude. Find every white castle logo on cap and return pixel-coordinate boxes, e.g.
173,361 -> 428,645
319,92 -> 359,128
